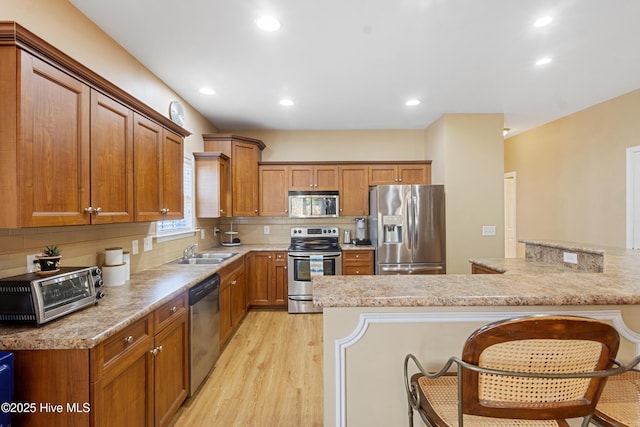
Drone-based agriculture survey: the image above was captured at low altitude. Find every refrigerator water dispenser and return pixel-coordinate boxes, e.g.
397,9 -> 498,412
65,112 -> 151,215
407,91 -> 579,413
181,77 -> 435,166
382,215 -> 403,243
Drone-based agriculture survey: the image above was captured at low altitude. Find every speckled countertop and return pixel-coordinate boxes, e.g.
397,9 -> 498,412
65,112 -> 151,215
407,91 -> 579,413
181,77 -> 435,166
314,242 -> 640,308
0,244 -> 288,350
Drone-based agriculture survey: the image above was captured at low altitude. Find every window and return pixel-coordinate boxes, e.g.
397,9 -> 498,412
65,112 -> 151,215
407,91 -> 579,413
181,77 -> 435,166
156,154 -> 195,241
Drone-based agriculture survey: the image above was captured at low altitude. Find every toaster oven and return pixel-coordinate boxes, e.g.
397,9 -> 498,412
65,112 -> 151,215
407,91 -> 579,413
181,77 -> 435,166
0,266 -> 103,325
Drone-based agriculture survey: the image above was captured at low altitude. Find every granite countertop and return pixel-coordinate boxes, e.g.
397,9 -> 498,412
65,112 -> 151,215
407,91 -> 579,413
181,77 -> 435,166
0,244 -> 288,351
314,242 -> 640,308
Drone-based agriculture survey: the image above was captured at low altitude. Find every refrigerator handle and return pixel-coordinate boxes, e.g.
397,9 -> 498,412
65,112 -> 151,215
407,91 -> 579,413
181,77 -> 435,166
407,196 -> 413,249
412,195 -> 418,249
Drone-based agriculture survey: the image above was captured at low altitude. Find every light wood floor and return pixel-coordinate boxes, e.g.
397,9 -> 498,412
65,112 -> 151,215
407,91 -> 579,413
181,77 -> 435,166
169,310 -> 324,427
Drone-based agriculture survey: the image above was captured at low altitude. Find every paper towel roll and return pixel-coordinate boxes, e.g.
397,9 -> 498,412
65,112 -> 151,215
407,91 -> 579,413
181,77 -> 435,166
102,263 -> 127,286
104,247 -> 124,266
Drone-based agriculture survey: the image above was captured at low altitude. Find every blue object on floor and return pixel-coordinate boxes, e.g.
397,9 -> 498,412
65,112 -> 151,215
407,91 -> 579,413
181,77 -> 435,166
0,352 -> 13,427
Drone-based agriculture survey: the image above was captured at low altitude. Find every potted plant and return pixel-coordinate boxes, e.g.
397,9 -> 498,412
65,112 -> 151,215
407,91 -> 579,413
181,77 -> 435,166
37,245 -> 62,272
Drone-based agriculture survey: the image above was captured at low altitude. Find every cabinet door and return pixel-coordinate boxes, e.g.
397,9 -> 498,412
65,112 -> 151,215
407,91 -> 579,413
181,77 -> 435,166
134,114 -> 164,221
219,282 -> 233,346
339,166 -> 368,216
18,52 -> 91,226
368,165 -> 397,185
90,90 -> 134,224
272,252 -> 288,306
230,270 -> 246,326
232,141 -> 260,216
92,348 -> 154,427
289,165 -> 314,190
154,314 -> 188,427
248,252 -> 272,306
398,164 -> 431,184
195,153 -> 228,218
314,165 -> 339,190
162,129 -> 184,220
259,165 -> 289,216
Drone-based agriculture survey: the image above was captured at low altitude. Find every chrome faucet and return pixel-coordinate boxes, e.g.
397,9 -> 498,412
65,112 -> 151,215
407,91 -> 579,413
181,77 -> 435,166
183,243 -> 198,259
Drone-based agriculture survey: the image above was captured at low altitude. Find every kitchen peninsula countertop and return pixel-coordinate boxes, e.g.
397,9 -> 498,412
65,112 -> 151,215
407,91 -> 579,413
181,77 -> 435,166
0,244 -> 288,350
313,241 -> 640,308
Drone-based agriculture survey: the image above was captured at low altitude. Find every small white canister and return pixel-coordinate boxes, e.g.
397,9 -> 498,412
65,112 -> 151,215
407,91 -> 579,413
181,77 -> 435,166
104,247 -> 124,266
102,263 -> 127,286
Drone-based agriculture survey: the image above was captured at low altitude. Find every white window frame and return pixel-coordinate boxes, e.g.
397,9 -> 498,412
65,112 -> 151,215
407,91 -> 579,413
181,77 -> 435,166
156,153 -> 196,242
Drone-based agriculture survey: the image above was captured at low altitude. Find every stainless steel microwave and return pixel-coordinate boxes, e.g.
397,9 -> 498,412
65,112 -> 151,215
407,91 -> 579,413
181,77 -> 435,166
288,191 -> 339,218
0,266 -> 103,325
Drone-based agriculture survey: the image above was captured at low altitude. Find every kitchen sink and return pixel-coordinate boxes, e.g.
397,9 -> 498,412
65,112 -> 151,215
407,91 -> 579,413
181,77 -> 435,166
169,252 -> 237,265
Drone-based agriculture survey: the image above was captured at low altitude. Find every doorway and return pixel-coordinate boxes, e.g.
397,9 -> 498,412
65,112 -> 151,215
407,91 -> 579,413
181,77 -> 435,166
627,146 -> 640,249
504,172 -> 517,257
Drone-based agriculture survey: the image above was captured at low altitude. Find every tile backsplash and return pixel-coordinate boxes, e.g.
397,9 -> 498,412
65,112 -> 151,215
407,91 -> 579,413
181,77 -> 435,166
0,216 -> 366,278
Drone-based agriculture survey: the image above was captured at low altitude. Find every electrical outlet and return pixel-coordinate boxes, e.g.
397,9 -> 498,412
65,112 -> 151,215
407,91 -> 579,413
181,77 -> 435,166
143,236 -> 153,252
27,253 -> 41,273
264,225 -> 270,235
563,252 -> 578,264
132,240 -> 139,255
482,225 -> 496,236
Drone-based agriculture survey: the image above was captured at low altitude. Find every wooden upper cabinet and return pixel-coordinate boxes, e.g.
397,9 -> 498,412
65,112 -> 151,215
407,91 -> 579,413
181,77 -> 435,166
368,163 -> 431,185
90,90 -> 134,224
203,134 -> 265,217
15,51 -> 91,227
134,114 -> 164,221
162,129 -> 184,220
289,165 -> 338,191
0,23 -> 191,228
339,166 -> 368,216
194,152 -> 230,218
134,115 -> 184,222
259,165 -> 289,216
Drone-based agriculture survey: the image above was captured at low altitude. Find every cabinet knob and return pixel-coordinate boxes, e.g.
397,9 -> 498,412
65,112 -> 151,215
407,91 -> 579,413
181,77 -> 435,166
268,255 -> 272,259
309,184 -> 313,187
124,335 -> 134,344
94,207 -> 102,214
254,209 -> 258,213
84,207 -> 94,214
231,280 -> 237,286
355,254 -> 360,258
356,270 -> 360,274
170,306 -> 177,314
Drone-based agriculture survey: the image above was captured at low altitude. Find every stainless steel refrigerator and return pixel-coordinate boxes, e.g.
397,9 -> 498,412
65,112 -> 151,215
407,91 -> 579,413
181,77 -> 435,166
369,185 -> 446,274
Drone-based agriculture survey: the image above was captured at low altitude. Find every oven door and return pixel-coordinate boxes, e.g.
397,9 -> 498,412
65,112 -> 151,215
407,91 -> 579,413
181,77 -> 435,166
287,252 -> 342,295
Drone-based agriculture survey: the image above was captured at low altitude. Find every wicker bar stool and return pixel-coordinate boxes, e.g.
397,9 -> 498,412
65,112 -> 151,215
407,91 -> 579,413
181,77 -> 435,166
591,370 -> 640,427
404,315 -> 625,427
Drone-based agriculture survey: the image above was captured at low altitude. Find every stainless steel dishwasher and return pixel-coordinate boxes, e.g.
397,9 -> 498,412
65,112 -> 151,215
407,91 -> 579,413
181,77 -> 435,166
189,273 -> 220,396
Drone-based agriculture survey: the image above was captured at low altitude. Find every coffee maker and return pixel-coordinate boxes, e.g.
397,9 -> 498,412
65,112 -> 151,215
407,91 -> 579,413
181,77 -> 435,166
354,217 -> 371,245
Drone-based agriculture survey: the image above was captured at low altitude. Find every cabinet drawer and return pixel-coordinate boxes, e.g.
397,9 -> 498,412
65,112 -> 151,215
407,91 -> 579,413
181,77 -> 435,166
154,292 -> 188,332
343,250 -> 373,262
343,265 -> 374,275
274,252 -> 287,264
91,315 -> 153,380
221,256 -> 245,282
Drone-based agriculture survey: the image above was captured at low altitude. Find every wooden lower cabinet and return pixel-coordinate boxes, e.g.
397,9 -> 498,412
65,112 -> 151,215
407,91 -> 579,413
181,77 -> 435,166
342,250 -> 374,275
247,252 -> 288,308
219,256 -> 247,347
471,263 -> 503,274
12,293 -> 188,427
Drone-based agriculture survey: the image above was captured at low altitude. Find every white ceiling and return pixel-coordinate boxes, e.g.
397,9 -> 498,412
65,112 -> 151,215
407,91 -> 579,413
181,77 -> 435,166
69,0 -> 640,134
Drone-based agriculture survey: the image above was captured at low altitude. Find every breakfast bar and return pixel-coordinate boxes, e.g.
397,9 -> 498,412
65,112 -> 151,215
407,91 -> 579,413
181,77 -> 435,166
314,240 -> 640,427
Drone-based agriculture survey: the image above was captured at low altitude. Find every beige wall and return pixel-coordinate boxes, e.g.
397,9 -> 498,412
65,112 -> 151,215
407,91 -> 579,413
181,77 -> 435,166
505,89 -> 640,255
221,129 -> 426,162
0,0 -> 219,278
425,114 -> 506,273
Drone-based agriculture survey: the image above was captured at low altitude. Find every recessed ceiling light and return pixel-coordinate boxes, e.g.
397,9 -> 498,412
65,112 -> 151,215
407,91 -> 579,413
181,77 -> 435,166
256,16 -> 281,32
405,99 -> 421,106
280,99 -> 294,106
199,87 -> 216,95
535,57 -> 552,66
534,16 -> 553,28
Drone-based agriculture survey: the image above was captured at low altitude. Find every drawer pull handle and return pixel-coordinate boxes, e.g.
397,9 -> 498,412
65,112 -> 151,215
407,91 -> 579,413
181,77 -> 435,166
124,335 -> 134,344
170,306 -> 177,314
